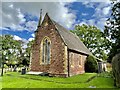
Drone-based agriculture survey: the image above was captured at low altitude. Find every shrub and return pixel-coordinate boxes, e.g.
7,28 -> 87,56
85,55 -> 98,73
112,53 -> 120,88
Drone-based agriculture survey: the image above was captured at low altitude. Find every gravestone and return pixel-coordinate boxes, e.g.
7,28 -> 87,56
98,62 -> 103,73
21,67 -> 26,75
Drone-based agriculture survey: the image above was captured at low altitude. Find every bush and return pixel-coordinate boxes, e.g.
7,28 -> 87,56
112,53 -> 120,88
85,55 -> 98,73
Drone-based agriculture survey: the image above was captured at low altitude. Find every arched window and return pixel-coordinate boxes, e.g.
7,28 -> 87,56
71,53 -> 74,67
79,55 -> 82,66
41,36 -> 51,64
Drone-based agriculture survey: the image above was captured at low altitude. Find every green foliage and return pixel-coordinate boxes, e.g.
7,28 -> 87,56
1,34 -> 34,67
1,35 -> 22,76
23,40 -> 34,66
1,35 -> 23,66
85,55 -> 98,73
4,64 -> 8,69
104,1 -> 120,63
112,53 -> 120,88
71,25 -> 109,60
1,34 -> 34,75
97,72 -> 113,78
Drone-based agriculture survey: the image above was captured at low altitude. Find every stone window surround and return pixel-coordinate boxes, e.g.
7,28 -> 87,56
40,36 -> 51,65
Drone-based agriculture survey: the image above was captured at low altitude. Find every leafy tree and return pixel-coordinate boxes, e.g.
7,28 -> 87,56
1,35 -> 22,76
23,40 -> 34,66
85,55 -> 98,73
71,25 -> 110,60
1,35 -> 14,76
1,34 -> 34,75
104,1 -> 120,63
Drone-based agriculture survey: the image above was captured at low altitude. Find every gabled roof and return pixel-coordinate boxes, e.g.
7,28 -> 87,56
51,20 -> 92,55
39,13 -> 92,55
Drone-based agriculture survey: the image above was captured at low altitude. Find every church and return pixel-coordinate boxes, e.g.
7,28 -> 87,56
30,12 -> 91,77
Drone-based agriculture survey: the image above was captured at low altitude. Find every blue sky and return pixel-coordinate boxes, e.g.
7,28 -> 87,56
1,0 -> 112,43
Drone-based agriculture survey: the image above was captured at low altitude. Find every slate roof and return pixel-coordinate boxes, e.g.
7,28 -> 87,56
51,20 -> 92,55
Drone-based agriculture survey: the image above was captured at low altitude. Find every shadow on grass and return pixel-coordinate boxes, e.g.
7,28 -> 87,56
6,73 -> 97,84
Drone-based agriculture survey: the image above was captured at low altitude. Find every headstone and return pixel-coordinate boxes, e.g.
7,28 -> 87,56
21,67 -> 26,75
98,62 -> 102,73
13,65 -> 17,72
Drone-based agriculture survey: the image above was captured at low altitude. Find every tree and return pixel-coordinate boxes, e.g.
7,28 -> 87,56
85,55 -> 98,73
1,35 -> 22,76
104,1 -> 120,63
1,35 -> 14,76
71,25 -> 110,60
23,40 -> 34,66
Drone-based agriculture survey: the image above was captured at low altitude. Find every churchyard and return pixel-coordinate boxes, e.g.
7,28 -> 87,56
1,71 -> 115,88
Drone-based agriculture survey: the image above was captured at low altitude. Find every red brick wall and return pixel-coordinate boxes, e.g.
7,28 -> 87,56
30,14 -> 67,77
69,51 -> 87,76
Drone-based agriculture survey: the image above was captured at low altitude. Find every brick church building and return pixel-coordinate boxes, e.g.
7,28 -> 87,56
30,12 -> 91,77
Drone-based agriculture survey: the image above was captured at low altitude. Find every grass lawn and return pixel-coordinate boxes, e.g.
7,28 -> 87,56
1,72 -> 115,88
0,77 -> 2,89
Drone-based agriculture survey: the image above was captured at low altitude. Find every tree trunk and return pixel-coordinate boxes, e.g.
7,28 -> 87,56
1,63 -> 4,76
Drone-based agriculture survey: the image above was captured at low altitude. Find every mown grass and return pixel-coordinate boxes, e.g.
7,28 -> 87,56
1,72 -> 115,88
0,77 -> 2,89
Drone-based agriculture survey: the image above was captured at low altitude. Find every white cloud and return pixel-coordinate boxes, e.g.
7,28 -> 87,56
2,2 -> 76,31
1,1 -> 114,32
93,2 -> 111,18
91,0 -> 111,3
25,21 -> 37,31
0,27 -> 9,30
82,1 -> 89,5
17,8 -> 26,24
82,2 -> 95,8
1,0 -> 113,3
79,19 -> 95,26
96,18 -> 107,30
31,33 -> 35,37
12,35 -> 31,49
79,18 -> 108,31
92,3 -> 111,30
88,19 -> 95,25
81,1 -> 112,30
28,38 -> 34,41
103,6 -> 110,15
13,35 -> 22,40
9,4 -> 13,8
22,38 -> 28,43
79,21 -> 87,26
22,44 -> 27,49
81,13 -> 88,16
13,35 -> 28,43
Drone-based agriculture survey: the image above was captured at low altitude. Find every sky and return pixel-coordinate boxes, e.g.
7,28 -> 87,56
1,0 -> 114,44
